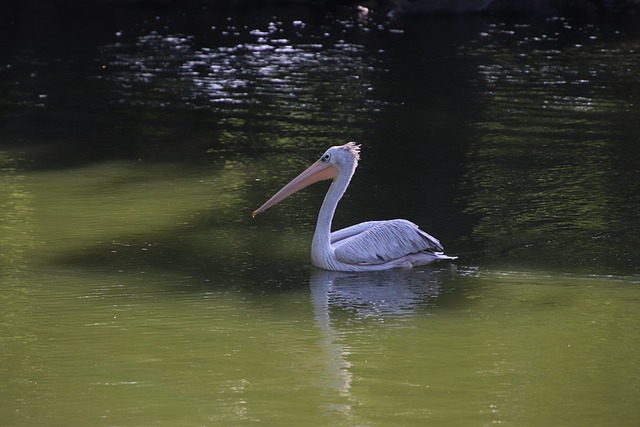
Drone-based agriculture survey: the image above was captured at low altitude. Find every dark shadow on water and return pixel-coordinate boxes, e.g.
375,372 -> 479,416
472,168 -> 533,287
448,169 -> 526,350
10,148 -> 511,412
48,216 -> 316,294
49,208 -> 464,301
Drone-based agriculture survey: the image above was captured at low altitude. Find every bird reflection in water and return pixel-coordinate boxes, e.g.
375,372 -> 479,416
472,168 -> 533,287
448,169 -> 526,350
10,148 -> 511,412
308,267 -> 445,420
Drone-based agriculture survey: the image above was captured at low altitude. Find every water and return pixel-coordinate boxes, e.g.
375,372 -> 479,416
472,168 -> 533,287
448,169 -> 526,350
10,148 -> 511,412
2,4 -> 640,425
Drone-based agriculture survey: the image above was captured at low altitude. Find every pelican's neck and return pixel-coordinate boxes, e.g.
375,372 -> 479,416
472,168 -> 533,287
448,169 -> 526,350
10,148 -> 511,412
311,165 -> 354,266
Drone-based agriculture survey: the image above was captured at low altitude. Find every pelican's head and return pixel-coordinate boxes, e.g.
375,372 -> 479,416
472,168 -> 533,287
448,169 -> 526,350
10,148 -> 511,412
252,142 -> 361,217
320,141 -> 360,171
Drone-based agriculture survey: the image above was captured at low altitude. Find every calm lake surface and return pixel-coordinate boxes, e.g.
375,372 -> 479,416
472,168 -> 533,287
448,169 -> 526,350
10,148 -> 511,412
2,4 -> 640,425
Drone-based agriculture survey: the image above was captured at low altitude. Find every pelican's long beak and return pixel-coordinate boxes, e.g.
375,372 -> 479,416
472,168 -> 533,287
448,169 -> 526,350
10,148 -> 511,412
252,160 -> 338,217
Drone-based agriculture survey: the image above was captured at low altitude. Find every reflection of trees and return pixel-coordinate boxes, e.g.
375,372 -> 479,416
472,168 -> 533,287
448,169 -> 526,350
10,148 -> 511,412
99,15 -> 385,159
462,21 -> 640,273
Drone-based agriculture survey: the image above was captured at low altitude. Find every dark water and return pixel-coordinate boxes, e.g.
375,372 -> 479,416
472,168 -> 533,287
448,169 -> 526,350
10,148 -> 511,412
2,4 -> 640,426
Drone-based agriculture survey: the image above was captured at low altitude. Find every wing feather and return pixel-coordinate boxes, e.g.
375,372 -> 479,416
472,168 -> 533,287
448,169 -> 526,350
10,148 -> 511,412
330,221 -> 383,244
333,219 -> 444,265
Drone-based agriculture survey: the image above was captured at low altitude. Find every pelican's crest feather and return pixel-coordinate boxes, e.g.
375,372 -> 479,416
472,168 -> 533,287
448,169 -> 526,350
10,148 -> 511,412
340,141 -> 361,161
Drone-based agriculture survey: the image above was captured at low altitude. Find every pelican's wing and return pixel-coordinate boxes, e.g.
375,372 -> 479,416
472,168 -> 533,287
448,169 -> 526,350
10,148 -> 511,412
333,219 -> 444,265
330,221 -> 384,244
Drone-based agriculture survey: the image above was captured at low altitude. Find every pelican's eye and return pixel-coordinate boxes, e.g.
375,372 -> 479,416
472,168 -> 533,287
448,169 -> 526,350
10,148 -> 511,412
321,153 -> 331,163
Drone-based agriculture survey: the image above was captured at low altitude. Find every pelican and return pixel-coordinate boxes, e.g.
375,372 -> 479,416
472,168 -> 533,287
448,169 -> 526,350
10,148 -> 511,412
252,142 -> 457,271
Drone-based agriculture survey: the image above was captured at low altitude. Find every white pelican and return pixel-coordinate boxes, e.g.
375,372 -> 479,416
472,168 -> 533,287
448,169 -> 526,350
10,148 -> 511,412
253,142 -> 457,271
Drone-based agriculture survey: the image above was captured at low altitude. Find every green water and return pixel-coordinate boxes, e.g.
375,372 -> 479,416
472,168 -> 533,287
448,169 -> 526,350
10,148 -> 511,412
2,4 -> 640,426
3,154 -> 639,426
